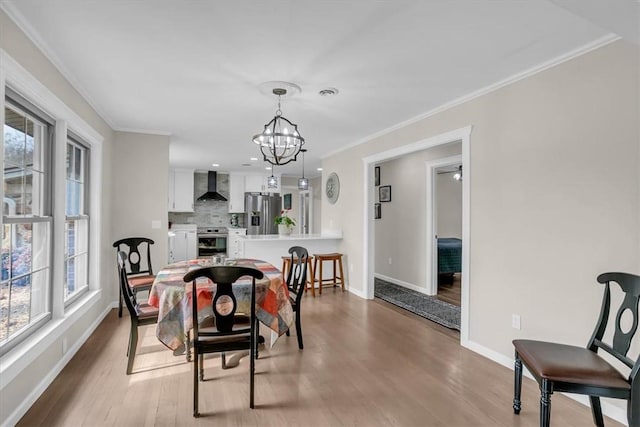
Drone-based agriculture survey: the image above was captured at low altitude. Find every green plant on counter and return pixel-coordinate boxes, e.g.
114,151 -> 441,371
274,210 -> 296,227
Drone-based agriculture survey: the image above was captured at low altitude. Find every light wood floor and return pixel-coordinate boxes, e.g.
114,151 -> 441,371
436,274 -> 461,307
18,290 -> 622,426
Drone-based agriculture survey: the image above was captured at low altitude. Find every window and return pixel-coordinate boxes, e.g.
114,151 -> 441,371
1,99 -> 53,349
64,137 -> 89,303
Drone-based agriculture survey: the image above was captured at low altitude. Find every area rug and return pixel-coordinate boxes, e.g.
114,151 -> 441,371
374,278 -> 460,330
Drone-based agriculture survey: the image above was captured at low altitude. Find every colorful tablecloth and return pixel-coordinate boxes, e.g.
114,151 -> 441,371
148,258 -> 294,354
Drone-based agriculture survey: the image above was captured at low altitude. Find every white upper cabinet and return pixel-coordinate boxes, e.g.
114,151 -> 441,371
168,169 -> 194,212
228,173 -> 245,212
244,173 -> 281,194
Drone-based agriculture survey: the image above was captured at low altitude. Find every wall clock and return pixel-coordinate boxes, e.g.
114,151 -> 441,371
325,172 -> 340,204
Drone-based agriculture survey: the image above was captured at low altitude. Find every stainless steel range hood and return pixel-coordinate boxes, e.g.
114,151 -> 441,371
196,171 -> 228,202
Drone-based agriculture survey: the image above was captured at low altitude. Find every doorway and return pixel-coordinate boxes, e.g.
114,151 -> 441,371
426,155 -> 462,301
362,126 -> 471,344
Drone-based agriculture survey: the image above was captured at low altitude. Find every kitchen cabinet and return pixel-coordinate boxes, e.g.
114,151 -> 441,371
245,173 -> 281,194
168,169 -> 194,212
228,173 -> 245,212
227,228 -> 246,258
168,225 -> 197,263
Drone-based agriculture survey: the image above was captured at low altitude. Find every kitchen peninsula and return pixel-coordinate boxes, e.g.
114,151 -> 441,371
239,232 -> 343,271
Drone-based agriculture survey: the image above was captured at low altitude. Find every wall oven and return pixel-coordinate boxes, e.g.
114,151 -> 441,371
197,227 -> 228,257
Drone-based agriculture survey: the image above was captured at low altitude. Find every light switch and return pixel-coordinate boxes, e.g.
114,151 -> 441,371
151,220 -> 161,229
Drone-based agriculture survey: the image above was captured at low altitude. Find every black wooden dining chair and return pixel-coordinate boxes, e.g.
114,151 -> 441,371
113,237 -> 156,317
117,251 -> 159,375
513,272 -> 640,427
284,246 -> 309,350
183,265 -> 264,418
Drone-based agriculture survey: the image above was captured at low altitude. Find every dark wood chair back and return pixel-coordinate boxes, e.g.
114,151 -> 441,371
589,272 -> 640,369
117,250 -> 158,374
182,265 -> 264,417
512,272 -> 640,427
286,246 -> 309,308
117,250 -> 139,316
285,246 -> 308,349
113,237 -> 155,277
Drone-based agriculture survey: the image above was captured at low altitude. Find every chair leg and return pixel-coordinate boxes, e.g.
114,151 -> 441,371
295,310 -> 303,350
118,286 -> 123,318
193,352 -> 200,417
221,352 -> 227,369
338,257 -> 345,291
200,353 -> 205,380
126,325 -> 138,375
513,352 -> 522,414
254,321 -> 260,359
540,378 -> 553,427
589,396 -> 605,427
250,332 -> 255,409
185,331 -> 191,362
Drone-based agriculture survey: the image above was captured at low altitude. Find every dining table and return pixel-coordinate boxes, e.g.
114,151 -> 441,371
148,258 -> 294,355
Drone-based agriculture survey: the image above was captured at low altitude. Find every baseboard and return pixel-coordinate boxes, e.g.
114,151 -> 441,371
462,338 -> 628,426
2,302 -> 115,427
374,273 -> 429,295
347,286 -> 367,299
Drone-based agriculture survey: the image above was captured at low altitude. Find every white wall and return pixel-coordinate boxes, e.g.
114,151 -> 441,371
112,131 -> 170,270
436,171 -> 462,239
0,9 -> 116,425
322,40 -> 639,416
374,142 -> 461,288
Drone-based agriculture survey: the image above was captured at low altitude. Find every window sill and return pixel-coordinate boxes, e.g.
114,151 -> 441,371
0,289 -> 104,389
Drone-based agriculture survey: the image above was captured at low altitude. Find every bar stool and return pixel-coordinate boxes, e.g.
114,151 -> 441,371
281,255 -> 315,297
312,253 -> 345,294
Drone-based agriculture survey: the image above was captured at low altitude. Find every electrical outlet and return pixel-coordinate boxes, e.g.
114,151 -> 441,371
349,263 -> 353,273
388,257 -> 392,265
512,314 -> 521,330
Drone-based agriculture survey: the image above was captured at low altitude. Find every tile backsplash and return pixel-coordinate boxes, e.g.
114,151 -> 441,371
169,172 -> 245,228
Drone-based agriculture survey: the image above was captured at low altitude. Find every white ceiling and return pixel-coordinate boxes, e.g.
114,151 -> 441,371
1,1 -> 637,176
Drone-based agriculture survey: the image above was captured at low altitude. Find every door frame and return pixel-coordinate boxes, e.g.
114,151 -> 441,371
426,155 -> 462,296
362,125 -> 471,343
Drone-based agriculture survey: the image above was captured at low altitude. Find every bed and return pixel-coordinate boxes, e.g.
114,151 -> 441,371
437,238 -> 462,285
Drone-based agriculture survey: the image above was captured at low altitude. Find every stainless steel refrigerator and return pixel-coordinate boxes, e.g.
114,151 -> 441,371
245,193 -> 282,235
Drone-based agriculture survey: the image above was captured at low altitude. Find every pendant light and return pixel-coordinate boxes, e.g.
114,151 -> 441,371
298,149 -> 309,190
252,86 -> 305,166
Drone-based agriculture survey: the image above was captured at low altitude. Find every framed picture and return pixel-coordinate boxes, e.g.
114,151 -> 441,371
379,185 -> 391,202
374,203 -> 381,219
283,193 -> 292,210
375,166 -> 380,186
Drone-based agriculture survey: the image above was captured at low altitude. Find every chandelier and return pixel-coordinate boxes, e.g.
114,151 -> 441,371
252,87 -> 305,166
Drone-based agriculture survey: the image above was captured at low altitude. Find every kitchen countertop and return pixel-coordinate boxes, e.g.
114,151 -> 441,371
241,232 -> 342,241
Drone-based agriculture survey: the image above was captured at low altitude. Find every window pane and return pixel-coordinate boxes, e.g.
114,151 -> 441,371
24,119 -> 34,167
0,222 -> 50,345
64,139 -> 89,304
74,146 -> 81,181
66,144 -> 72,179
64,219 -> 88,300
2,96 -> 51,352
3,169 -> 24,216
32,222 -> 49,271
0,281 -> 8,342
3,107 -> 25,167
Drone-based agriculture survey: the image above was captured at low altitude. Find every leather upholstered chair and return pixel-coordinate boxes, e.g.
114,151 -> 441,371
284,246 -> 309,349
117,251 -> 159,375
113,237 -> 156,317
183,265 -> 264,418
512,272 -> 640,427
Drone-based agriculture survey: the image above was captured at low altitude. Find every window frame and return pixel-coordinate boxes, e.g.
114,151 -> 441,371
1,93 -> 55,355
63,134 -> 90,306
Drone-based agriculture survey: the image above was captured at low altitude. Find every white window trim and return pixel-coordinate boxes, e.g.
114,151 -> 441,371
0,49 -> 104,382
